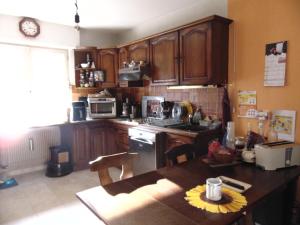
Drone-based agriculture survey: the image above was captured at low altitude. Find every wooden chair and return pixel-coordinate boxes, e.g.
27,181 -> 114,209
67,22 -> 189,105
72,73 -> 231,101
165,144 -> 197,166
89,152 -> 138,186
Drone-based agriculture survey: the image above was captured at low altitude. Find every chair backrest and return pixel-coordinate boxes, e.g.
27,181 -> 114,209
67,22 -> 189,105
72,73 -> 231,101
165,144 -> 196,166
89,152 -> 138,186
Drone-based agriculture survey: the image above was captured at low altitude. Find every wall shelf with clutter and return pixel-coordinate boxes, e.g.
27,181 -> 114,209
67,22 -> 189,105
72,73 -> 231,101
74,47 -> 107,89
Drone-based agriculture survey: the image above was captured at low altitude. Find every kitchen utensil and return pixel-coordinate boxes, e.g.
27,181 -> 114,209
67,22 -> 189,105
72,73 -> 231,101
172,102 -> 187,120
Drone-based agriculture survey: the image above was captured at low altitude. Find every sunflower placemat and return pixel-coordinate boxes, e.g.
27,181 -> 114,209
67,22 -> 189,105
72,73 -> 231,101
185,185 -> 247,213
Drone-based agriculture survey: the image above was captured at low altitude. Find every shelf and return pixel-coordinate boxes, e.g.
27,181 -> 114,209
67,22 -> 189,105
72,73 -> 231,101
75,68 -> 98,71
74,87 -> 102,90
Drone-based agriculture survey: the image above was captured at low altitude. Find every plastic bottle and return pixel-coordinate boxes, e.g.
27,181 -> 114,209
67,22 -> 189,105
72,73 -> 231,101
226,121 -> 235,149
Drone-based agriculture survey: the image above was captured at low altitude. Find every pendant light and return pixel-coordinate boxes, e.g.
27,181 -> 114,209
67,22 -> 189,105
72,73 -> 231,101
74,0 -> 80,30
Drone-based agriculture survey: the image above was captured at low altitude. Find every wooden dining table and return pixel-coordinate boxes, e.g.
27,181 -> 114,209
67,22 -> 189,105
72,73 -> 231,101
76,159 -> 300,225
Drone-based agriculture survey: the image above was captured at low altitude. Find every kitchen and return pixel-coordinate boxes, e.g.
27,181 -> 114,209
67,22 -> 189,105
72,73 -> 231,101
0,1 -> 300,225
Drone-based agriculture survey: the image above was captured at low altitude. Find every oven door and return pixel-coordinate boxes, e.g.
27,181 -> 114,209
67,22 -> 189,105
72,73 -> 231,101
89,99 -> 116,118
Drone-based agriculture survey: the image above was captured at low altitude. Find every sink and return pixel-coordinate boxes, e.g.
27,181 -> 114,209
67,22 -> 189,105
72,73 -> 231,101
166,124 -> 208,132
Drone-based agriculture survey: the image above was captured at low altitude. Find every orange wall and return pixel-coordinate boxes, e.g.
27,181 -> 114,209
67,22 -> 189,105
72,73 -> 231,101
228,0 -> 300,142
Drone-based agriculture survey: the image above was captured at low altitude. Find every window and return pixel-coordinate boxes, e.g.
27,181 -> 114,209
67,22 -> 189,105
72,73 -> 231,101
0,43 -> 71,134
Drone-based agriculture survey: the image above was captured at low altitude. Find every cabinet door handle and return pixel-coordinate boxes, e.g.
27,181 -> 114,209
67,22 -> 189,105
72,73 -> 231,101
168,139 -> 185,145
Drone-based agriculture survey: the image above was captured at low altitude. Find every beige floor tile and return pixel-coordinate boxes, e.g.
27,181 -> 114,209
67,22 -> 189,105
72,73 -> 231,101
0,169 -> 114,225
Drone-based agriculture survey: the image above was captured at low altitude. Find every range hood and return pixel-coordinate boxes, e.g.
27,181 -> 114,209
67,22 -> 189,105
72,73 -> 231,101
118,62 -> 150,81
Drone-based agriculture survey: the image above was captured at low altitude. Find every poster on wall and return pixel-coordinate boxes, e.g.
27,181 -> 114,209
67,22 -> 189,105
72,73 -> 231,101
264,41 -> 288,86
238,90 -> 257,118
271,110 -> 296,142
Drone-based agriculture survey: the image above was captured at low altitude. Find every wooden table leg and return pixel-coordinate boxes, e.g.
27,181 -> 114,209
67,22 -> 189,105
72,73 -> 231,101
283,177 -> 298,225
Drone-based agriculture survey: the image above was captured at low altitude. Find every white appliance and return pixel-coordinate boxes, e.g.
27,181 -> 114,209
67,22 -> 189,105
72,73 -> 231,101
254,141 -> 300,170
87,94 -> 116,118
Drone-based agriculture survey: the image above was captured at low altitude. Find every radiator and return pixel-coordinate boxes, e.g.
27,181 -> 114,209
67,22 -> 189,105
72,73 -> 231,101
0,126 -> 61,175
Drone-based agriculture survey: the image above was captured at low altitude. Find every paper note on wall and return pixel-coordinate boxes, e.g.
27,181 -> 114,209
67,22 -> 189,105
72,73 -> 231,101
238,91 -> 257,118
272,110 -> 296,142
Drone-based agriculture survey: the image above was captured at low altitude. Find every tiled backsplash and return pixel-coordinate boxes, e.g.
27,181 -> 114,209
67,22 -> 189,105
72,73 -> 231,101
116,86 -> 226,119
72,85 -> 227,119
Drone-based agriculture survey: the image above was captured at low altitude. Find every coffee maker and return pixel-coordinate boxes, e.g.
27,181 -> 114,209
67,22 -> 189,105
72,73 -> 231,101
160,101 -> 174,119
72,101 -> 86,121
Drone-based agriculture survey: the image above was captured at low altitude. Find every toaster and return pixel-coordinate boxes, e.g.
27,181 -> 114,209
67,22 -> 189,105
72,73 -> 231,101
254,141 -> 300,170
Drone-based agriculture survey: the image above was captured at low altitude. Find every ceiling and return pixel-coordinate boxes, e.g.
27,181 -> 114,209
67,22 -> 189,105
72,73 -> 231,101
0,0 -> 217,29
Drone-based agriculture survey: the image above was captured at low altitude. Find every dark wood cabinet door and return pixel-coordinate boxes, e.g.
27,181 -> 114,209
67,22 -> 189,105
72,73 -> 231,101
118,47 -> 128,68
89,126 -> 118,159
98,49 -> 118,87
179,23 -> 212,85
128,41 -> 149,63
105,127 -> 118,154
150,32 -> 179,85
72,124 -> 90,170
89,127 -> 106,160
115,124 -> 132,153
165,133 -> 194,153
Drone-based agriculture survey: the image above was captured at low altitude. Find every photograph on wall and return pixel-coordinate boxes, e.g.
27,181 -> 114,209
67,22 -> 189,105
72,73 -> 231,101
264,41 -> 287,86
272,110 -> 296,142
238,90 -> 257,118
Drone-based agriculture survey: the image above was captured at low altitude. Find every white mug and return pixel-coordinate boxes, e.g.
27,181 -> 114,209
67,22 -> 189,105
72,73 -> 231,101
206,178 -> 222,201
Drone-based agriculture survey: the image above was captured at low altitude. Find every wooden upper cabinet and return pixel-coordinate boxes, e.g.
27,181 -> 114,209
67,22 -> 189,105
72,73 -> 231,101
128,41 -> 149,63
150,32 -> 179,85
98,49 -> 118,87
179,23 -> 212,85
118,47 -> 128,69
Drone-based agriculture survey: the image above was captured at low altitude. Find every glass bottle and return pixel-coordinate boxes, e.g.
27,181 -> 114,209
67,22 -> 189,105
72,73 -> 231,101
88,71 -> 95,87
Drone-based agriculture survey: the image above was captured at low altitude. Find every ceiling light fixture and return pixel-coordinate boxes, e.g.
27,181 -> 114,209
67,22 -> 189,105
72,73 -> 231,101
74,0 -> 80,31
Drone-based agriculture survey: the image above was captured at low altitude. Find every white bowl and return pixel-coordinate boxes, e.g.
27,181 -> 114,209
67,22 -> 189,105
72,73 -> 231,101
81,63 -> 89,69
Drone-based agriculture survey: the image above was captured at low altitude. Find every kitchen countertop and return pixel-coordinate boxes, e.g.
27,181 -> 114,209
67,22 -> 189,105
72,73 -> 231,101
31,117 -> 217,138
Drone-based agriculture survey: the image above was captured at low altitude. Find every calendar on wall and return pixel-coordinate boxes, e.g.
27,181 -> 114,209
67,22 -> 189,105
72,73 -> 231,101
264,41 -> 287,86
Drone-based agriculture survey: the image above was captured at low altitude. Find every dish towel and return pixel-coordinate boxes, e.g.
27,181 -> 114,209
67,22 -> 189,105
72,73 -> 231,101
185,184 -> 247,213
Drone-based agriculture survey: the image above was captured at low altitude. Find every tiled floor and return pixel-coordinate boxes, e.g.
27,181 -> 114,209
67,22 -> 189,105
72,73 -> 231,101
0,169 -> 120,225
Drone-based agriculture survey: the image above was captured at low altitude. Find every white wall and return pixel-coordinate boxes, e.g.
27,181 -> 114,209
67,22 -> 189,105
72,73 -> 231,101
0,14 -> 79,49
117,0 -> 227,44
79,28 -> 125,48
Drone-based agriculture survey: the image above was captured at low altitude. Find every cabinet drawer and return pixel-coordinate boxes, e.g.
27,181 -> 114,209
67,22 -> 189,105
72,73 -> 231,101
165,133 -> 194,152
117,129 -> 129,145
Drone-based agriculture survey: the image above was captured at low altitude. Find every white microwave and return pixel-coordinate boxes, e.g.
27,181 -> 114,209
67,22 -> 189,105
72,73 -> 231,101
87,95 -> 116,118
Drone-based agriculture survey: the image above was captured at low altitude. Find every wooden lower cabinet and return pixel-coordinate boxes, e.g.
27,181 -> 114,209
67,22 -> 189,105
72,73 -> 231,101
87,123 -> 121,166
115,123 -> 134,153
60,121 -> 134,171
60,124 -> 90,171
165,133 -> 194,153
